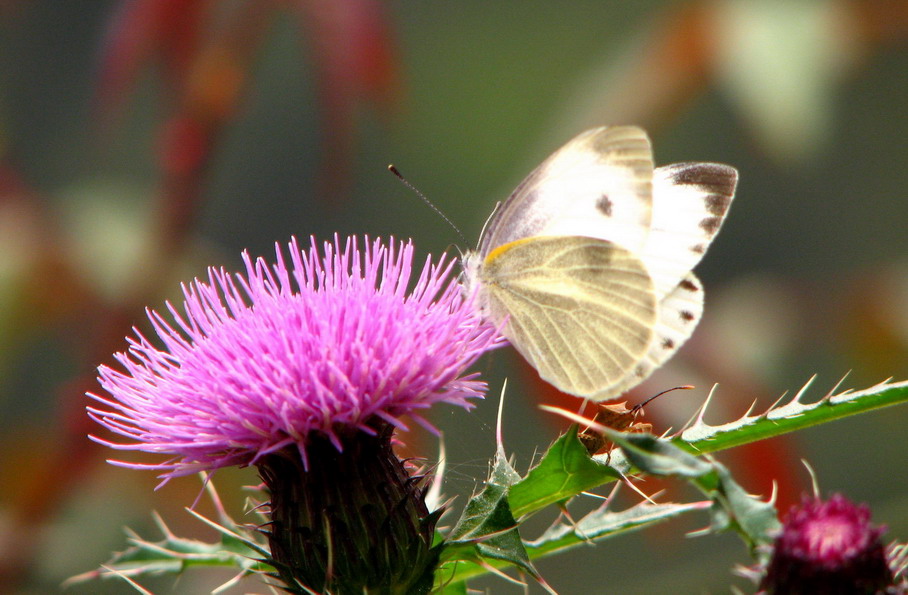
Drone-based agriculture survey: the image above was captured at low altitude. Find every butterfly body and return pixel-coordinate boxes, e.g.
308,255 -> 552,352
464,126 -> 737,401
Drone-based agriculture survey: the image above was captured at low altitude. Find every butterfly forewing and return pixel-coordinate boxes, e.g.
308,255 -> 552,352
642,163 -> 737,299
479,126 -> 656,259
478,236 -> 657,398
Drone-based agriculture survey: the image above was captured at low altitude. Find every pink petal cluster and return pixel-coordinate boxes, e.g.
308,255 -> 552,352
777,494 -> 885,569
88,236 -> 501,481
760,493 -> 896,594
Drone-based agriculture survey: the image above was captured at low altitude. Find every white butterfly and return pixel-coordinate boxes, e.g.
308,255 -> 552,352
463,126 -> 737,401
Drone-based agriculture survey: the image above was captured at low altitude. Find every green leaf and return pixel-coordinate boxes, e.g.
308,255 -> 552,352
605,430 -> 712,478
526,500 -> 708,558
443,448 -> 538,579
433,576 -> 469,595
508,428 -> 619,519
65,518 -> 269,588
695,464 -> 781,559
677,378 -> 908,455
607,431 -> 780,554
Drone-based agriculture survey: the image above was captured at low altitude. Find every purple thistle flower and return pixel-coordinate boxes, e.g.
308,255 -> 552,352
88,236 -> 501,483
759,493 -> 898,594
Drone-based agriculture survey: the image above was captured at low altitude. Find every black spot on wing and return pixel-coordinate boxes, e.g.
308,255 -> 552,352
667,162 -> 737,217
680,310 -> 695,322
597,194 -> 613,217
679,278 -> 699,292
671,162 -> 736,186
662,337 -> 675,349
705,193 -> 732,216
691,244 -> 706,255
699,216 -> 723,235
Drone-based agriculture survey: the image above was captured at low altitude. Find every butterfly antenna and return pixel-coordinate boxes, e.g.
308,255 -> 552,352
631,385 -> 695,414
388,165 -> 467,245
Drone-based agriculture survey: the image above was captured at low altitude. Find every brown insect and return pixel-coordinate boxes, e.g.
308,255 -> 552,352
578,386 -> 693,455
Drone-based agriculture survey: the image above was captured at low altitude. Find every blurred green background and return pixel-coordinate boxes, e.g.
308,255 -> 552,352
1,1 -> 906,593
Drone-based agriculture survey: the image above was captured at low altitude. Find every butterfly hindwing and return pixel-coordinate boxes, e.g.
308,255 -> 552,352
643,162 -> 737,298
478,235 -> 657,398
603,272 -> 705,397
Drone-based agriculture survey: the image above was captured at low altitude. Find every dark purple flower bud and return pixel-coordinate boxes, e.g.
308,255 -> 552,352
760,493 -> 897,595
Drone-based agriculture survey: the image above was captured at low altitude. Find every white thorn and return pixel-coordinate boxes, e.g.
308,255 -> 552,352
793,374 -> 817,403
693,384 -> 719,426
617,470 -> 658,504
477,560 -> 525,585
680,407 -> 700,432
743,398 -> 758,417
539,404 -> 599,430
426,437 -> 446,512
495,379 -> 507,452
762,391 -> 789,418
828,371 -> 851,396
801,459 -> 820,499
594,481 -> 622,512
